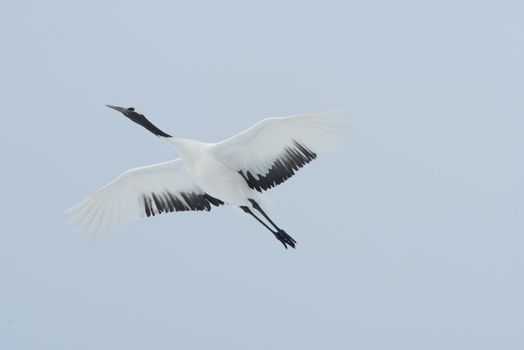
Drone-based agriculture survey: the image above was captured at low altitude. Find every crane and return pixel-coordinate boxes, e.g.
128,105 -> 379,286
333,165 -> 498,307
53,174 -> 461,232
66,106 -> 344,249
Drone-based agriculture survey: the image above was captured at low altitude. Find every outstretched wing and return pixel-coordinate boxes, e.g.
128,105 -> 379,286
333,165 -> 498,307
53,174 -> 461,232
66,159 -> 223,236
211,112 -> 344,192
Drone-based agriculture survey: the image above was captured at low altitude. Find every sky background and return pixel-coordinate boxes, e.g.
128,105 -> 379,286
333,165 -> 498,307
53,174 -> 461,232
1,1 -> 523,349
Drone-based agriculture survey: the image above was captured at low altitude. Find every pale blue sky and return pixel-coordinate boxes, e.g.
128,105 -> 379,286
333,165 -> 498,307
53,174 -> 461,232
0,1 -> 523,349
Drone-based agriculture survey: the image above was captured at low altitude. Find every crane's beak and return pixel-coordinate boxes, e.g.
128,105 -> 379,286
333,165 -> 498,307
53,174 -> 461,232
106,105 -> 127,113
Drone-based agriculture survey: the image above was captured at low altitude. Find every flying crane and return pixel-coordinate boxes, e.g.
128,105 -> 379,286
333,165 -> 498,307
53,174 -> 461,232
66,106 -> 343,249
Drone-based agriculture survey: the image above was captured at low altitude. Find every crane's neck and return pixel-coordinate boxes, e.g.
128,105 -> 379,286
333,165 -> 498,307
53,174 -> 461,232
123,110 -> 204,158
130,113 -> 172,138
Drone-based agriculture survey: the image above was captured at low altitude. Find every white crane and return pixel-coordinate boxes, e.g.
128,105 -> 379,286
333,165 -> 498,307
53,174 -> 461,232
66,106 -> 344,249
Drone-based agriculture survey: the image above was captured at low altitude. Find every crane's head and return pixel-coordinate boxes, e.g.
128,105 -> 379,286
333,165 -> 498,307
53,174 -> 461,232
106,105 -> 171,137
106,105 -> 137,119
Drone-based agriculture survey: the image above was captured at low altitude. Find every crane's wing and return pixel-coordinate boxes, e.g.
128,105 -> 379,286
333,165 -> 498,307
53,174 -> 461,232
66,159 -> 224,236
211,112 -> 344,192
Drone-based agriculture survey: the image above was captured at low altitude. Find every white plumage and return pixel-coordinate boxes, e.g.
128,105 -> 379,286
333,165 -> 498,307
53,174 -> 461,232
66,106 -> 344,248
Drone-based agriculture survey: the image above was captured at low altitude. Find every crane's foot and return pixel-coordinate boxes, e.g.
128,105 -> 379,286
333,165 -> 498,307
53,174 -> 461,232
274,229 -> 297,249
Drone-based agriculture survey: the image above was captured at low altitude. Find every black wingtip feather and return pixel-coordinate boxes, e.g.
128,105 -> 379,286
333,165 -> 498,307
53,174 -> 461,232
239,140 -> 317,192
142,191 -> 224,217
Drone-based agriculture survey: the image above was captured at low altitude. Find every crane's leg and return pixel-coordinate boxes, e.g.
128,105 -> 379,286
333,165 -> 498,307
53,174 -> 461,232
240,200 -> 297,249
248,199 -> 284,231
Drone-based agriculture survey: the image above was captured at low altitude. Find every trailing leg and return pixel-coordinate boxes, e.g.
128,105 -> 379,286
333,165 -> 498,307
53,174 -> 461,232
241,202 -> 297,249
248,199 -> 281,231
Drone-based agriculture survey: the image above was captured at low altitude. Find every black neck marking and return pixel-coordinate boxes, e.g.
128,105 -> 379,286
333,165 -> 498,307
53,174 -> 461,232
127,110 -> 172,138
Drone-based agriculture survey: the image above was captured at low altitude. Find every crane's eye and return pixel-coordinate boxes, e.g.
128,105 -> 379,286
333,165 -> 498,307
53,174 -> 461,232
128,107 -> 135,111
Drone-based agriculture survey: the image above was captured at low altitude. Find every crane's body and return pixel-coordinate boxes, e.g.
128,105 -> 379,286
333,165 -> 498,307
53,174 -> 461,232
168,137 -> 258,206
67,106 -> 343,249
